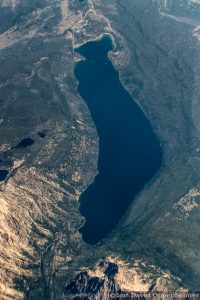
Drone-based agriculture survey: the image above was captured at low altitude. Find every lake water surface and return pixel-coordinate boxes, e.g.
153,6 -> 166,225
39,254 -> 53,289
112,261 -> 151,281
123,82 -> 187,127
74,34 -> 162,244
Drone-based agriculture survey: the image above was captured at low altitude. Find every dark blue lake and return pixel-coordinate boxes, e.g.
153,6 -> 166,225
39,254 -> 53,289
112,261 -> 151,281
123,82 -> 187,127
0,170 -> 8,182
74,34 -> 162,244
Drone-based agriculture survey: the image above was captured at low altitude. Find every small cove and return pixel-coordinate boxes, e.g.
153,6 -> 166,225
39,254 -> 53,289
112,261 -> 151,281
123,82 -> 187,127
74,34 -> 162,244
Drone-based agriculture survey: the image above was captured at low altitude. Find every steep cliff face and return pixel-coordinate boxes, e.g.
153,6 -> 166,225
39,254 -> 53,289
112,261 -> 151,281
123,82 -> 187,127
1,0 -> 200,299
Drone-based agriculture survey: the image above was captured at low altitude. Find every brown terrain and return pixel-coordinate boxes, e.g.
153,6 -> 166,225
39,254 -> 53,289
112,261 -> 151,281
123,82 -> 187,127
1,0 -> 200,299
